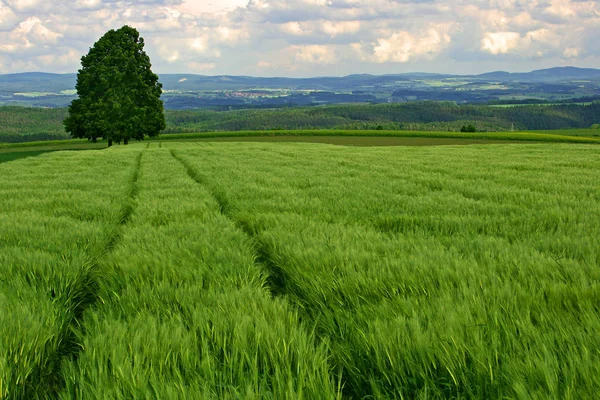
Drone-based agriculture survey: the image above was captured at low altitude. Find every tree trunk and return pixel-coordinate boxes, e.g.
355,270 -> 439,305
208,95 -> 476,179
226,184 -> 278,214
124,137 -> 129,145
108,139 -> 113,147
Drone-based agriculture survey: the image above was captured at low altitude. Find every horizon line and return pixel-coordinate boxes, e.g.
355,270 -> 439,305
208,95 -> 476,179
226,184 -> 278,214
0,65 -> 598,80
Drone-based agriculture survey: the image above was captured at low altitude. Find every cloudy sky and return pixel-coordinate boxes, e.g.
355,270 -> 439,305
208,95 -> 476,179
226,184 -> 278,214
0,0 -> 598,77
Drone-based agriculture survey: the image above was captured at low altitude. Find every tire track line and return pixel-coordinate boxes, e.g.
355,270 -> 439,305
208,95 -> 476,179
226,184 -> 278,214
15,150 -> 144,399
169,148 -> 289,297
169,149 -> 356,396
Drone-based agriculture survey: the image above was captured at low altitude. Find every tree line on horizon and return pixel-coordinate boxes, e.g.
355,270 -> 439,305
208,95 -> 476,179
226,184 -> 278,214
1,102 -> 600,143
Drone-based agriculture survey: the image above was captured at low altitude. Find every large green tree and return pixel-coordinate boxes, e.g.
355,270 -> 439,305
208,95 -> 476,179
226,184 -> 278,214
64,26 -> 165,146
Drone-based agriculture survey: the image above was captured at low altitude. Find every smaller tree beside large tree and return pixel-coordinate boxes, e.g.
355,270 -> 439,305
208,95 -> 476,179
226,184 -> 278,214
64,26 -> 165,146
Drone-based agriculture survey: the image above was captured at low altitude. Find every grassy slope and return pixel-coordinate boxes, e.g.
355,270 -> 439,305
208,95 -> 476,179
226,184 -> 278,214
1,142 -> 598,398
0,150 -> 53,163
155,129 -> 600,144
1,129 -> 598,156
531,128 -> 600,137
0,139 -> 94,151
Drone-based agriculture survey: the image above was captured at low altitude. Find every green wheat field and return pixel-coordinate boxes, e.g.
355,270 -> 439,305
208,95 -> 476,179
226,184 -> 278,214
1,141 -> 599,399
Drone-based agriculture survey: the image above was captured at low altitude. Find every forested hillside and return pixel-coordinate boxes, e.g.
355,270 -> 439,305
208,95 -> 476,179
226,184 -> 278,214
2,102 -> 600,142
165,102 -> 600,133
0,107 -> 69,142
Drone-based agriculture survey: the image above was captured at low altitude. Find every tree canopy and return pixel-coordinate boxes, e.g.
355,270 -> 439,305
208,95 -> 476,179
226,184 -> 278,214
64,26 -> 165,145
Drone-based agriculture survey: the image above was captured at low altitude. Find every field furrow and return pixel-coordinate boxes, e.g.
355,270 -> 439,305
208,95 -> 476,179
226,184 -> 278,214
170,149 -> 290,298
173,142 -> 600,399
59,147 -> 339,399
0,148 -> 141,398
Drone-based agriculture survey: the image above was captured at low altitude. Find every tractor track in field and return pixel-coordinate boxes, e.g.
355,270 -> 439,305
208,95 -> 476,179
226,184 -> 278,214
169,148 -> 289,298
13,149 -> 144,400
170,148 -> 361,398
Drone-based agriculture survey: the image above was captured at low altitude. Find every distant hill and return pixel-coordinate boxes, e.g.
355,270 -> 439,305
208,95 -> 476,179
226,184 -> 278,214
0,72 -> 76,92
476,66 -> 600,82
3,67 -> 598,93
159,73 -> 451,91
2,67 -> 600,109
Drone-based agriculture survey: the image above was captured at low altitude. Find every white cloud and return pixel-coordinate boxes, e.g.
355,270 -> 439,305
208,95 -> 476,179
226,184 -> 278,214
278,20 -> 360,38
176,0 -> 247,15
292,44 -> 338,64
2,0 -> 47,13
36,48 -> 80,67
0,16 -> 62,53
482,28 -> 562,56
216,26 -> 248,44
544,0 -> 578,20
481,32 -> 521,54
73,0 -> 104,11
280,21 -> 305,35
0,3 -> 19,31
355,24 -> 456,63
563,47 -> 580,58
0,0 -> 598,75
186,61 -> 217,72
257,60 -> 272,69
322,20 -> 361,36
